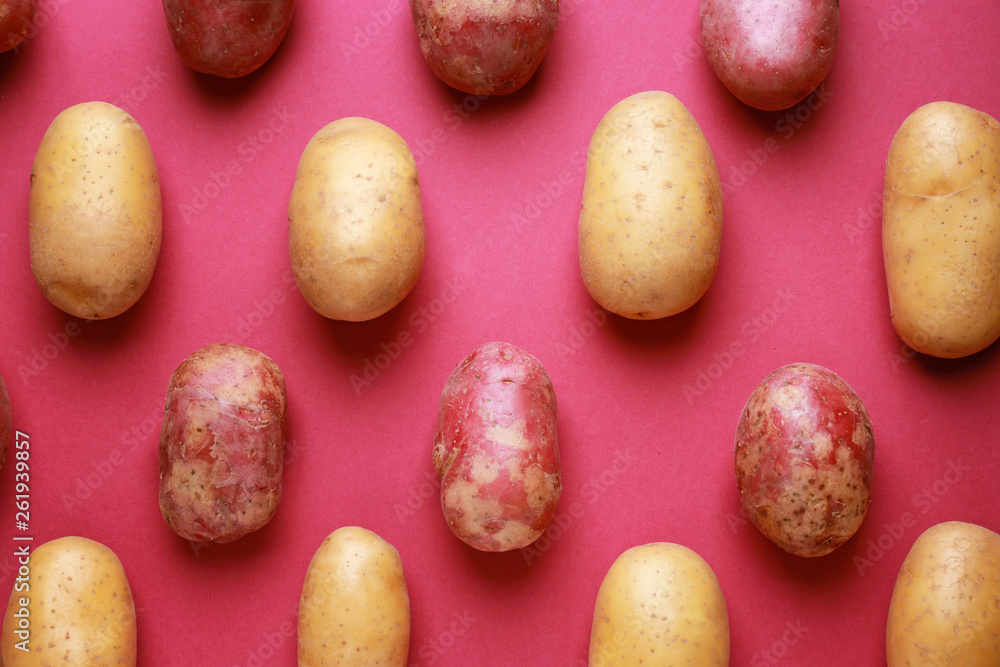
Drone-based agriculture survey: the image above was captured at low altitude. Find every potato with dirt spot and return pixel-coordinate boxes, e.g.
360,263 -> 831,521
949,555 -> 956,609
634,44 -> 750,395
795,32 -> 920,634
434,341 -> 560,552
0,536 -> 137,665
735,362 -> 875,557
579,91 -> 723,320
298,526 -> 410,666
0,0 -> 37,52
887,521 -> 1000,666
159,343 -> 287,543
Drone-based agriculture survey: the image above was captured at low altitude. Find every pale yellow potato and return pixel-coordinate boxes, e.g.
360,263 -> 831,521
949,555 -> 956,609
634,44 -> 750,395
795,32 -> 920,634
590,542 -> 729,666
30,101 -> 162,319
887,521 -> 1000,666
883,101 -> 1000,358
289,117 -> 426,322
298,526 -> 410,666
579,91 -> 723,319
0,536 -> 137,665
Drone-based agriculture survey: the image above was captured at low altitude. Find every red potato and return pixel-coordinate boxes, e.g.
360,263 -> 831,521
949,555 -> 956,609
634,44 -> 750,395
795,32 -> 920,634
410,0 -> 558,95
0,373 -> 9,470
0,0 -> 36,52
159,343 -> 287,543
434,342 -> 561,551
701,0 -> 839,110
735,363 -> 874,557
162,0 -> 295,78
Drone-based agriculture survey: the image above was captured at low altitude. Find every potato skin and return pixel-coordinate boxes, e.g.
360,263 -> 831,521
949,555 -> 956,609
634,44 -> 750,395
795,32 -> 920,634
0,373 -> 9,470
410,0 -> 558,95
883,101 -> 1000,358
161,0 -> 296,77
29,102 -> 161,320
590,543 -> 730,666
700,0 -> 838,111
159,343 -> 287,543
0,536 -> 137,666
735,363 -> 875,557
579,91 -> 722,320
434,342 -> 561,552
289,117 -> 426,322
887,521 -> 1000,666
298,527 -> 410,666
0,0 -> 37,52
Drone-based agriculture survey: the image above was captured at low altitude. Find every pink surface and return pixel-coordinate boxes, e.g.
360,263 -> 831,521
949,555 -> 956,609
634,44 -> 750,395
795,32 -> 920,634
0,1 -> 998,665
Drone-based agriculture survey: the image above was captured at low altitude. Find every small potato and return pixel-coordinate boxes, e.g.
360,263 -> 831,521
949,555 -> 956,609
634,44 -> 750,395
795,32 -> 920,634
701,0 -> 838,110
162,0 -> 296,77
883,101 -> 1000,358
590,543 -> 729,666
410,0 -> 558,95
0,0 -> 37,52
0,372 -> 9,470
30,102 -> 162,320
579,91 -> 722,320
289,117 -> 426,322
298,526 -> 410,666
0,536 -> 136,665
735,363 -> 875,557
159,343 -> 287,543
433,342 -> 561,552
887,521 -> 1000,666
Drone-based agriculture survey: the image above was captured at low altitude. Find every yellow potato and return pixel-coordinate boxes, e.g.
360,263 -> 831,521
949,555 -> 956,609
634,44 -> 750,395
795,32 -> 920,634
0,536 -> 137,665
887,521 -> 1000,666
298,526 -> 410,666
883,101 -> 1000,358
590,542 -> 729,666
289,117 -> 426,322
30,101 -> 162,319
579,91 -> 723,319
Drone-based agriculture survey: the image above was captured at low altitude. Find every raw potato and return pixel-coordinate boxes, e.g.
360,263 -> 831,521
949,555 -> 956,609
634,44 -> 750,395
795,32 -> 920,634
701,0 -> 839,110
162,0 -> 296,77
579,91 -> 722,320
590,543 -> 729,666
735,363 -> 875,557
159,343 -> 287,543
887,521 -> 1000,666
0,536 -> 136,665
434,341 -> 561,552
0,0 -> 37,52
883,101 -> 1000,358
30,102 -> 162,320
289,117 -> 426,322
0,373 -> 9,470
298,526 -> 410,666
410,0 -> 558,95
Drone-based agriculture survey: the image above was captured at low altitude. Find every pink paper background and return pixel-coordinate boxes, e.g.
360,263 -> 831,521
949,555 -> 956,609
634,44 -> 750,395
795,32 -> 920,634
1,1 -> 999,665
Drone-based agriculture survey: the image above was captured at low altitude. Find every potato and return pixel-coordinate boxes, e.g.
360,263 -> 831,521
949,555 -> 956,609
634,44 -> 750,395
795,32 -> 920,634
161,0 -> 296,77
0,372 -> 9,470
433,342 -> 560,552
735,363 -> 875,557
887,521 -> 1000,666
700,0 -> 838,110
590,542 -> 729,666
289,117 -> 426,322
0,0 -> 36,52
579,91 -> 722,320
159,343 -> 287,543
883,101 -> 1000,358
29,102 -> 161,320
410,0 -> 558,95
0,536 -> 136,665
298,526 -> 410,666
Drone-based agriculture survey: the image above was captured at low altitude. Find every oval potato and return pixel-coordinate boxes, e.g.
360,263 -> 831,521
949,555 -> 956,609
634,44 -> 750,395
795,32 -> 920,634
298,526 -> 410,666
590,542 -> 729,666
883,101 -> 1000,358
579,91 -> 722,319
0,0 -> 37,52
887,521 -> 1000,665
289,117 -> 426,322
30,101 -> 162,319
0,536 -> 137,665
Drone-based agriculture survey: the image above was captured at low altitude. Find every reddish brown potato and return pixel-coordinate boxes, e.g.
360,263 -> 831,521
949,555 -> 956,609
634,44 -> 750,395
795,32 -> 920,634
162,0 -> 296,78
0,373 -> 9,470
410,0 -> 558,95
0,0 -> 36,52
159,343 -> 287,543
735,363 -> 874,557
434,342 -> 561,551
